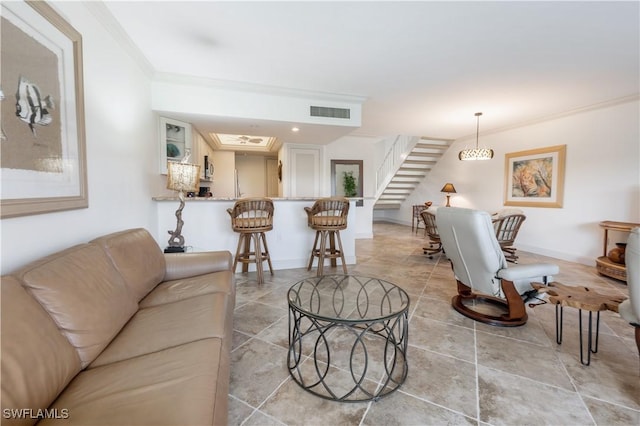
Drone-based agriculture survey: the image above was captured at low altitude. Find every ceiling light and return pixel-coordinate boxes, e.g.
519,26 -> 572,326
291,127 -> 300,132
458,112 -> 494,161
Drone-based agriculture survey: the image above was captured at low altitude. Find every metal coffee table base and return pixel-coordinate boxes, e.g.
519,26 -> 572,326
287,309 -> 408,402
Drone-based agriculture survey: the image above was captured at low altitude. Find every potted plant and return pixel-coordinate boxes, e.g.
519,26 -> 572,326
342,171 -> 357,197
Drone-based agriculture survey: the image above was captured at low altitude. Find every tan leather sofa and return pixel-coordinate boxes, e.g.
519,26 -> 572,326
1,228 -> 235,425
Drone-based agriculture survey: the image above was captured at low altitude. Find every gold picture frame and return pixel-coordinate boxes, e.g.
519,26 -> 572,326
1,1 -> 87,218
504,145 -> 566,208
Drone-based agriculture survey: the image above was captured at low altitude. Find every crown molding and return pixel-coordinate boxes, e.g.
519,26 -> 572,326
153,72 -> 367,105
84,1 -> 154,78
455,93 -> 640,143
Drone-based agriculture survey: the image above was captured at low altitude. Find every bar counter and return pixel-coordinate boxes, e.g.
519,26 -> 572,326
153,197 -> 357,271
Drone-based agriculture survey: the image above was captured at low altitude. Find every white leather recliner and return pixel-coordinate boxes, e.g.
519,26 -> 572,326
436,207 -> 559,327
618,227 -> 640,359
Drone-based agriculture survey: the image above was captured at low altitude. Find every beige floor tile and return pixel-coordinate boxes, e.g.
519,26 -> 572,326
475,331 -> 574,390
362,391 -> 478,426
259,377 -> 368,425
400,346 -> 478,418
230,222 -> 637,425
411,295 -> 476,329
233,301 -> 288,336
243,410 -> 287,426
477,365 -> 592,425
228,395 -> 257,426
582,395 -> 640,425
230,339 -> 290,407
410,315 -> 476,362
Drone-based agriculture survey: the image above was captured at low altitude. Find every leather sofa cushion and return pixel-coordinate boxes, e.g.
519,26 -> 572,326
41,339 -> 227,426
90,293 -> 231,368
139,270 -> 234,308
164,251 -> 232,282
91,228 -> 166,302
13,244 -> 138,368
1,277 -> 82,426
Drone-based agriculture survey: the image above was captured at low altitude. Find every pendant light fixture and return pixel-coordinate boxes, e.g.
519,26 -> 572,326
458,112 -> 494,161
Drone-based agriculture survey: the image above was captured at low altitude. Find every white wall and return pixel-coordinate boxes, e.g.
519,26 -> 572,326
1,2 -> 156,274
325,135 -> 379,239
387,100 -> 640,265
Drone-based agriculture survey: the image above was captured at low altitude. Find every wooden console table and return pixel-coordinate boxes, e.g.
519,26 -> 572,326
596,221 -> 640,282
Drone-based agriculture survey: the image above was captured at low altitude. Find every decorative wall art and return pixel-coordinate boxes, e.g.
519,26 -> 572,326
159,117 -> 192,175
504,145 -> 566,208
331,159 -> 363,207
1,0 -> 87,218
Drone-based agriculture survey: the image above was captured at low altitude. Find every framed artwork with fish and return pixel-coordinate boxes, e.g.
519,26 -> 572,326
159,117 -> 192,175
504,145 -> 566,208
0,0 -> 87,218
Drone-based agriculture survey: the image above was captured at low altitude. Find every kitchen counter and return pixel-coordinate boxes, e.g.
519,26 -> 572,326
153,198 -> 357,272
153,196 -> 363,202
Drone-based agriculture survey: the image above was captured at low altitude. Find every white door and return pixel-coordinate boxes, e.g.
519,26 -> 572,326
290,148 -> 320,197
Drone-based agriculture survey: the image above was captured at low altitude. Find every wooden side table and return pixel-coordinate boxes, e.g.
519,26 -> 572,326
532,282 -> 626,365
596,221 -> 640,282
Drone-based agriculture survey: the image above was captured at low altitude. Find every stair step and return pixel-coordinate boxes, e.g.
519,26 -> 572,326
395,170 -> 427,176
403,160 -> 437,166
419,137 -> 452,144
414,143 -> 449,150
390,180 -> 421,185
373,204 -> 401,210
384,187 -> 413,191
405,155 -> 442,164
382,192 -> 412,197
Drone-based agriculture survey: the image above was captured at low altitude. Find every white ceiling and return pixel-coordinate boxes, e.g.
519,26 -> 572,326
102,1 -> 639,145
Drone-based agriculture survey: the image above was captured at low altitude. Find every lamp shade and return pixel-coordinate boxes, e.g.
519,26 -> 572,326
458,147 -> 494,161
440,183 -> 457,194
167,162 -> 201,192
459,112 -> 494,161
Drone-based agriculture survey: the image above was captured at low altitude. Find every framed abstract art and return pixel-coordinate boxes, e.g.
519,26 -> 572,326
1,1 -> 87,218
504,145 -> 566,208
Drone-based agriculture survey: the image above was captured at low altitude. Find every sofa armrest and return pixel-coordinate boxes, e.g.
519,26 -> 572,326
163,251 -> 233,281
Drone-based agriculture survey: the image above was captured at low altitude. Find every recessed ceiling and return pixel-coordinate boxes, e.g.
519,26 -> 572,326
211,133 -> 277,153
100,1 -> 639,146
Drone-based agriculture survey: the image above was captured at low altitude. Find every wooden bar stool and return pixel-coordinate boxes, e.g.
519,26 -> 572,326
227,198 -> 274,285
304,197 -> 349,276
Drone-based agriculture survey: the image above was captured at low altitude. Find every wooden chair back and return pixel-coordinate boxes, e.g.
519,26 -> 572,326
227,198 -> 274,232
493,214 -> 526,247
420,209 -> 440,242
305,197 -> 349,230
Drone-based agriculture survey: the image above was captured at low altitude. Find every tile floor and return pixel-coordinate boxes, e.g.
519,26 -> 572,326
228,222 -> 639,425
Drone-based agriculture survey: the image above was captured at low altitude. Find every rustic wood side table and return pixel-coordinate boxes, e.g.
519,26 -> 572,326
532,282 -> 626,365
596,221 -> 640,282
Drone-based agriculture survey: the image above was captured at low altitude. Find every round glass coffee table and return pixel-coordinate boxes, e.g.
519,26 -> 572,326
287,275 -> 409,402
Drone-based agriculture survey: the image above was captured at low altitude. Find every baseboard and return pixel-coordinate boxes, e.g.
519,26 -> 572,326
516,244 -> 594,267
356,232 -> 373,239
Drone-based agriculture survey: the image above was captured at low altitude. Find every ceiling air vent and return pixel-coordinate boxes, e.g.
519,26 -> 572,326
310,105 -> 351,119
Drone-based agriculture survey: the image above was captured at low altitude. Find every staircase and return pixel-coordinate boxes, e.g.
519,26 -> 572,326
374,137 -> 451,210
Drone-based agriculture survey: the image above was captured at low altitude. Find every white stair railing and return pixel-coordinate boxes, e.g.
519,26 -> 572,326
375,135 -> 419,198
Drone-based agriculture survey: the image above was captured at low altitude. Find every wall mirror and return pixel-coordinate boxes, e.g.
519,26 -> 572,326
331,160 -> 363,206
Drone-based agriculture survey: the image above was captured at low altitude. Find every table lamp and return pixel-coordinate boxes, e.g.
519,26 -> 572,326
166,159 -> 201,253
440,183 -> 456,207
